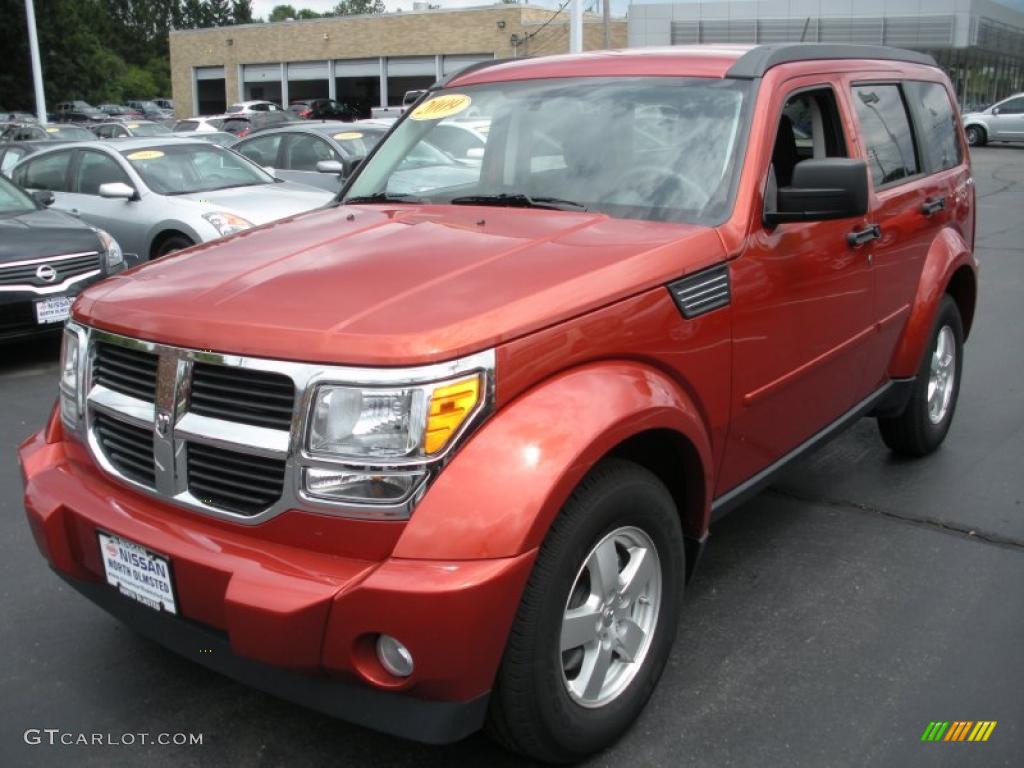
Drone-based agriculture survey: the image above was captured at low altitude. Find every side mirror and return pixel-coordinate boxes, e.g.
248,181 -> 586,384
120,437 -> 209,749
765,158 -> 869,227
316,159 -> 344,175
98,182 -> 137,200
32,189 -> 55,207
342,156 -> 363,178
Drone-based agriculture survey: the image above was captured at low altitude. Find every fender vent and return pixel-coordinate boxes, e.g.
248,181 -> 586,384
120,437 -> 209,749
668,264 -> 731,319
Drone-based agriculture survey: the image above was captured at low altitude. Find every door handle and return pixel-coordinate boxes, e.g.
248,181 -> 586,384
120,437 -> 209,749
921,196 -> 946,216
69,209 -> 80,217
847,224 -> 881,247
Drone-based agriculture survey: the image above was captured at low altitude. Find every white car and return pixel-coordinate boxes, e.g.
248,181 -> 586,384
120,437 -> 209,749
172,116 -> 227,134
10,138 -> 333,262
962,92 -> 1024,146
227,100 -> 283,115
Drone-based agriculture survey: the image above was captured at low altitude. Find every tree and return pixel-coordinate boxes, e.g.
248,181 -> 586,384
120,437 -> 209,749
333,0 -> 386,15
207,0 -> 233,25
268,4 -> 297,21
232,0 -> 254,23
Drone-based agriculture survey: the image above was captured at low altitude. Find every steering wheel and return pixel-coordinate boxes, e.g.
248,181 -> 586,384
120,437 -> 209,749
600,165 -> 706,210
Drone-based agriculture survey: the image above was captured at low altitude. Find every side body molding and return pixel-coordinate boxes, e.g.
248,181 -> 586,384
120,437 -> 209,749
393,362 -> 714,561
888,226 -> 978,378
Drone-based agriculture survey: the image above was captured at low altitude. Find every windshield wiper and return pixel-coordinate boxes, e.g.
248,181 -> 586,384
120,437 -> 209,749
344,192 -> 422,205
449,193 -> 589,212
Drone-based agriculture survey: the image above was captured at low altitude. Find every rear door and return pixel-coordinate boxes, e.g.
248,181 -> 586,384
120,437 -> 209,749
11,148 -> 75,210
62,148 -> 148,259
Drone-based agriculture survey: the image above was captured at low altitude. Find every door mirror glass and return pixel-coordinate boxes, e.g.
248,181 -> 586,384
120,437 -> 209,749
316,159 -> 344,175
32,189 -> 55,207
992,107 -> 1000,115
98,182 -> 137,200
765,158 -> 869,227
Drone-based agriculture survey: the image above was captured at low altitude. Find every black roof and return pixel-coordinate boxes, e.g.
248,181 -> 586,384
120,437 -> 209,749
726,44 -> 937,79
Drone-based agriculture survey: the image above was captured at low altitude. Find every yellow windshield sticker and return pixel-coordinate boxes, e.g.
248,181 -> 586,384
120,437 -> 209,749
333,131 -> 364,140
126,150 -> 165,161
126,123 -> 139,129
410,94 -> 471,121
46,127 -> 60,133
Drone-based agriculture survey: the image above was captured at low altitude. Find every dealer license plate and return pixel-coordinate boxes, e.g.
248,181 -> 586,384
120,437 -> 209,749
34,296 -> 73,325
97,532 -> 177,614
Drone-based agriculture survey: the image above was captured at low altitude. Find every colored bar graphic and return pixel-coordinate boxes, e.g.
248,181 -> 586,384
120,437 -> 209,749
922,721 -> 996,742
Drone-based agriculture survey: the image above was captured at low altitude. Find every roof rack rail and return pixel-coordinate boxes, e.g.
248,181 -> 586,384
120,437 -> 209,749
726,43 -> 937,79
433,58 -> 509,89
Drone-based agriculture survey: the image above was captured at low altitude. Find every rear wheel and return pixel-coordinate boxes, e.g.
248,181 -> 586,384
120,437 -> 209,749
965,125 -> 986,147
486,459 -> 685,763
878,295 -> 964,456
152,234 -> 194,259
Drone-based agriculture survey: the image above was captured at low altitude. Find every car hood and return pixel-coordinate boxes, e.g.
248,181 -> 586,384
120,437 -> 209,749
74,204 -> 725,365
174,182 -> 334,224
0,208 -> 101,262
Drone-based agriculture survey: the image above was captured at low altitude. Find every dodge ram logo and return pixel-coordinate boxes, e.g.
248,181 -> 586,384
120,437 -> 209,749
35,265 -> 57,283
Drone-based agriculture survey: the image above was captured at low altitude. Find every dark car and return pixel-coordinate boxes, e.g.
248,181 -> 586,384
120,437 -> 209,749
0,141 -> 47,176
54,101 -> 107,124
289,98 -> 359,121
222,111 -> 302,138
1,124 -> 96,142
0,173 -> 125,342
99,104 -> 144,120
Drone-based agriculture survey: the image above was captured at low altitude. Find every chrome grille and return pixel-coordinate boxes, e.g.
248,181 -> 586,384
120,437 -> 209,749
187,442 -> 286,516
93,341 -> 159,401
93,412 -> 156,487
0,251 -> 100,287
190,362 -> 295,430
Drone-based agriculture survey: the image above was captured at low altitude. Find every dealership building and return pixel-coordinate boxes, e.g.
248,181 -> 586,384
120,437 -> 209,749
628,0 -> 1024,107
169,5 -> 627,117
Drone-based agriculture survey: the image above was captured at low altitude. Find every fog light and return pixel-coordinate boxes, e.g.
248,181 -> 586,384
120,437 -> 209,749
304,468 -> 423,503
376,634 -> 414,677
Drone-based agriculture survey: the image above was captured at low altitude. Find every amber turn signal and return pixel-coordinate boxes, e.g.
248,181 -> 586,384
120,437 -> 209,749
424,375 -> 481,454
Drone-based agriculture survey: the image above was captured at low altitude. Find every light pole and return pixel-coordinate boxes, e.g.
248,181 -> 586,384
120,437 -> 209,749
25,0 -> 47,124
570,0 -> 583,53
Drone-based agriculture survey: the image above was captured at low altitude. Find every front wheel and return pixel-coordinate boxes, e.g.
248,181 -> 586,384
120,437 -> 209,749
965,125 -> 986,147
486,459 -> 685,763
152,234 -> 194,259
878,295 -> 964,456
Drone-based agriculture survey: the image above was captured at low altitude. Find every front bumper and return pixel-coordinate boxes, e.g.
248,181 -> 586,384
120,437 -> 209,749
19,421 -> 535,743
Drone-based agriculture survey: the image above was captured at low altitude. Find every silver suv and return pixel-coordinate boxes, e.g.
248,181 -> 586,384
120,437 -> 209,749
962,92 -> 1024,146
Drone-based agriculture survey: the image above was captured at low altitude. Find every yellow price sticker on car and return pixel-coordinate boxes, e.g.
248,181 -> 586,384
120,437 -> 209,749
333,131 -> 364,140
126,123 -> 139,129
410,94 -> 471,121
126,150 -> 165,161
46,127 -> 60,133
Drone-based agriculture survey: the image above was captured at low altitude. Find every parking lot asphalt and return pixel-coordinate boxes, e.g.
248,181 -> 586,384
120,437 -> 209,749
1,146 -> 1022,768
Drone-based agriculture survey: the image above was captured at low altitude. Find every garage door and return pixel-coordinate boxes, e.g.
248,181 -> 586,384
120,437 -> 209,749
243,64 -> 281,83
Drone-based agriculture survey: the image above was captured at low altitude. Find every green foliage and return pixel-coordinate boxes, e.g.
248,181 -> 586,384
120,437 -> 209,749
232,0 -> 254,24
268,4 -> 297,21
332,0 -> 386,15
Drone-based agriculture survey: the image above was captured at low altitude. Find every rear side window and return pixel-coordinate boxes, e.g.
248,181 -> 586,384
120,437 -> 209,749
235,134 -> 282,166
905,82 -> 962,173
852,84 -> 919,187
14,151 -> 72,191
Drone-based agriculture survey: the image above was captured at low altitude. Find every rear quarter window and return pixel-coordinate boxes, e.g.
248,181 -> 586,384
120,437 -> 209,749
852,84 -> 919,188
905,81 -> 963,173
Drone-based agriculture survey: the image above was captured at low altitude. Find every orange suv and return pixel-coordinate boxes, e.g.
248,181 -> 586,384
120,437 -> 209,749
19,44 -> 977,762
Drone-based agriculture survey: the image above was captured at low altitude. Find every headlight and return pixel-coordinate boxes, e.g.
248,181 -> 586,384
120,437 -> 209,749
92,227 -> 124,270
303,372 -> 484,504
202,211 -> 253,236
59,326 -> 82,427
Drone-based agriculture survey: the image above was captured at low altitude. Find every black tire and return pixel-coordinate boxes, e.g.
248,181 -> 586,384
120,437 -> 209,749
878,295 -> 964,456
965,125 -> 986,147
486,459 -> 685,763
152,234 -> 194,259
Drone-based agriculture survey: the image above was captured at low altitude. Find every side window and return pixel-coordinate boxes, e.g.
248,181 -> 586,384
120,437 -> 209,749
235,134 -> 282,167
174,121 -> 197,132
14,151 -> 72,191
282,134 -> 338,171
852,84 -> 919,187
1,149 -> 24,175
75,151 -> 131,195
996,96 -> 1024,115
766,87 -> 848,207
905,81 -> 962,173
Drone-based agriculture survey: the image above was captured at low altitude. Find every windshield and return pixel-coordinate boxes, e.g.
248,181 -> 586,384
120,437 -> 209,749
0,174 -> 35,214
344,77 -> 752,225
120,144 -> 273,195
46,125 -> 95,140
128,122 -> 172,136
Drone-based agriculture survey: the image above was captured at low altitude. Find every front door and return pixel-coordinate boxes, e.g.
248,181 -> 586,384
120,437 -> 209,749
988,95 -> 1024,140
717,81 -> 876,493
